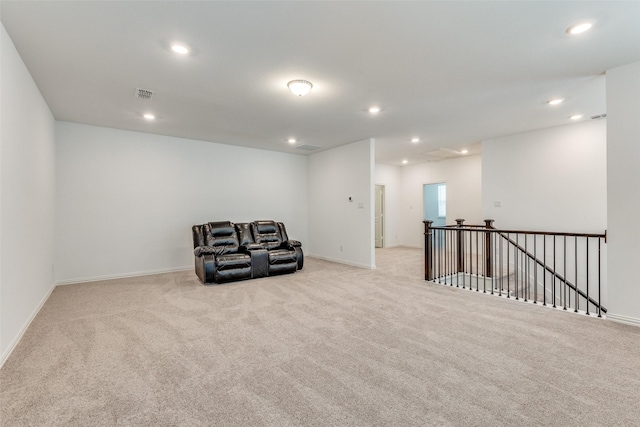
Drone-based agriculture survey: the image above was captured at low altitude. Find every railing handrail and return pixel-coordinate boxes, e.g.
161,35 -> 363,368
428,223 -> 606,240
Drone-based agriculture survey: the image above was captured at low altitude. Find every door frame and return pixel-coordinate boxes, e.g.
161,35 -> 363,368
375,184 -> 385,248
423,181 -> 447,223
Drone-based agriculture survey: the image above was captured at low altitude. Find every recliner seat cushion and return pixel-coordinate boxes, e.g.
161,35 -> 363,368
216,253 -> 251,270
214,253 -> 251,283
268,249 -> 297,265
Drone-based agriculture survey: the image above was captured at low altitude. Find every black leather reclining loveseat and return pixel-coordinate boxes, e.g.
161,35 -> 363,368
191,220 -> 303,284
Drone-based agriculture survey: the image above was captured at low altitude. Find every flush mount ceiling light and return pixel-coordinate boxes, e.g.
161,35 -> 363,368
411,137 -> 420,143
402,159 -> 408,164
570,114 -> 583,120
171,44 -> 189,54
143,113 -> 155,120
369,106 -> 381,113
548,98 -> 564,106
460,149 -> 469,154
287,80 -> 313,96
287,138 -> 297,144
566,22 -> 593,35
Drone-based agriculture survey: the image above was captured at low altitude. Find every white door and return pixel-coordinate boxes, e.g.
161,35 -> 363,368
375,185 -> 385,248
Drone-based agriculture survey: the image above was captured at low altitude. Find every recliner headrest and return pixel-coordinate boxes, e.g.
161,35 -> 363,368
254,220 -> 278,234
208,221 -> 236,237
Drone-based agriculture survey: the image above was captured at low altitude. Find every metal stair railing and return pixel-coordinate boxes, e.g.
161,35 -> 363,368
423,219 -> 606,317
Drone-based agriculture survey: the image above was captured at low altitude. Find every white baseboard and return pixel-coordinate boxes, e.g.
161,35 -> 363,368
56,266 -> 192,286
306,254 -> 375,270
0,281 -> 57,369
606,313 -> 640,328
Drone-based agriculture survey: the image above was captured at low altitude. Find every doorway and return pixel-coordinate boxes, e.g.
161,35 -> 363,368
424,183 -> 446,245
375,185 -> 385,248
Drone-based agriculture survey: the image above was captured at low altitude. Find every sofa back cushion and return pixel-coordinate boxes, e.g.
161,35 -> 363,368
235,222 -> 255,246
205,221 -> 239,254
251,220 -> 283,250
277,222 -> 290,242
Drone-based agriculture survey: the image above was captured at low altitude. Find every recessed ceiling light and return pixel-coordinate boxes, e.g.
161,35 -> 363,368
171,44 -> 189,55
369,106 -> 381,113
548,98 -> 564,106
402,159 -> 408,164
570,115 -> 583,120
143,113 -> 155,120
460,149 -> 469,154
288,138 -> 296,144
566,22 -> 593,35
287,80 -> 313,96
411,137 -> 420,143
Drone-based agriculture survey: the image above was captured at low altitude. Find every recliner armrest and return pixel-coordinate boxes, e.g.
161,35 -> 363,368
287,240 -> 302,248
194,246 -> 223,257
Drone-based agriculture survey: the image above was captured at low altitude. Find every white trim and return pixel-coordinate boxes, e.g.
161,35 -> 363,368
306,254 -> 375,270
55,266 -> 192,286
607,313 -> 640,328
0,281 -> 57,369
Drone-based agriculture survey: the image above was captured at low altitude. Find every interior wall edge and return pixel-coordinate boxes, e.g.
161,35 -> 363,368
0,281 -> 56,369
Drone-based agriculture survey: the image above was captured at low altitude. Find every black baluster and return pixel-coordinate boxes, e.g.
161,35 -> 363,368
586,238 -> 590,316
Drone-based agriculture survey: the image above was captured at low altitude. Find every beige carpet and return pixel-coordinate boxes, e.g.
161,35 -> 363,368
1,248 -> 639,426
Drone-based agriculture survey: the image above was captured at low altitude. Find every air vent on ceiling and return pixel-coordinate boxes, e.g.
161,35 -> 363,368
295,144 -> 322,152
135,88 -> 155,100
590,113 -> 607,120
421,148 -> 461,162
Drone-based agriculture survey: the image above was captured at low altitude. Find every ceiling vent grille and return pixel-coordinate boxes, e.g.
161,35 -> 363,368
135,88 -> 155,100
421,148 -> 461,161
295,144 -> 322,152
590,113 -> 607,120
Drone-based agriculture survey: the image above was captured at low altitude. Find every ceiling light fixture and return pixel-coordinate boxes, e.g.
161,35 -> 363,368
288,138 -> 296,144
566,22 -> 593,35
548,98 -> 564,106
287,80 -> 313,96
570,115 -> 583,120
460,149 -> 469,154
411,137 -> 420,143
171,44 -> 189,55
369,106 -> 381,113
143,113 -> 155,120
402,159 -> 408,164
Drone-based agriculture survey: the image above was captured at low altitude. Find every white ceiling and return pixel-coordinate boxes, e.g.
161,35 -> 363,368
2,1 -> 639,166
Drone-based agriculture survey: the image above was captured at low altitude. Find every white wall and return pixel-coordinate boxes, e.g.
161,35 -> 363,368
1,24 -> 56,364
55,122 -> 308,283
308,139 -> 375,268
375,163 -> 401,247
482,120 -> 607,233
606,61 -> 640,326
398,155 -> 483,248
